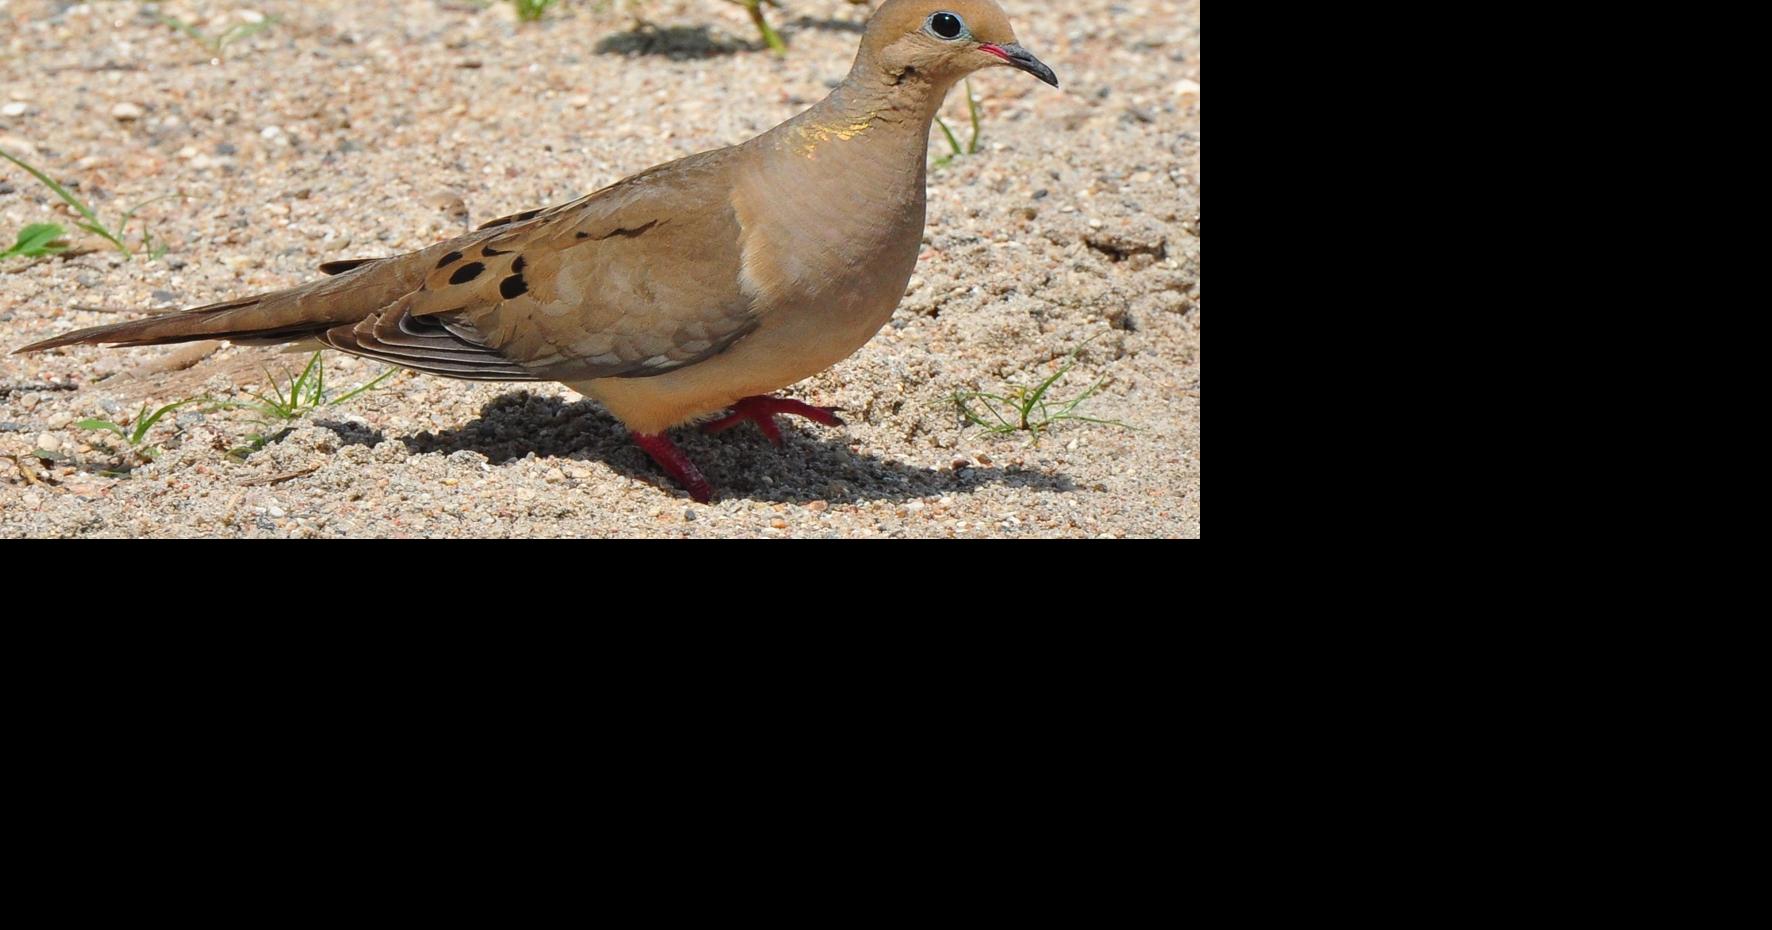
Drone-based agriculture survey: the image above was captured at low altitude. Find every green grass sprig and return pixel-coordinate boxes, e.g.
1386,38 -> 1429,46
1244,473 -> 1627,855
933,79 -> 982,168
0,146 -> 166,259
152,8 -> 278,57
0,223 -> 68,261
947,338 -> 1133,444
213,352 -> 396,458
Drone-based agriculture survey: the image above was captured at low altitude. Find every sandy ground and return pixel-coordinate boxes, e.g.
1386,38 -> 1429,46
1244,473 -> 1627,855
0,0 -> 1199,538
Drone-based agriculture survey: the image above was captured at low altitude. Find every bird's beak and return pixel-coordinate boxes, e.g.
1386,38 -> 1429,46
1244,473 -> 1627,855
979,43 -> 1059,88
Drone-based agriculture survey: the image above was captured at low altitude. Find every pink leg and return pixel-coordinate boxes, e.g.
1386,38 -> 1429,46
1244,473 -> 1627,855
701,395 -> 845,447
630,431 -> 714,503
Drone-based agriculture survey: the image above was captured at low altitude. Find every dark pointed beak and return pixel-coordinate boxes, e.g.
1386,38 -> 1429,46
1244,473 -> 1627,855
980,43 -> 1059,88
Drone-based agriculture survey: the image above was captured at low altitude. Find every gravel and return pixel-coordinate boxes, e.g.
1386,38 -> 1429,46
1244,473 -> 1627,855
1,0 -> 1200,538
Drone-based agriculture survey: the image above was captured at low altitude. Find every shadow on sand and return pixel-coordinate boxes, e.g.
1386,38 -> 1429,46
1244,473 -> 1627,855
395,390 -> 1073,505
593,25 -> 756,59
592,14 -> 867,60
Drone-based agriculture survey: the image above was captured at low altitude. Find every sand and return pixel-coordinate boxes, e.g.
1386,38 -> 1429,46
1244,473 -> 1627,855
0,0 -> 1199,538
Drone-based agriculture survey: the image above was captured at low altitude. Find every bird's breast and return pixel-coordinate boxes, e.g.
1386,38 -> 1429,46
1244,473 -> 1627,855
733,145 -> 927,337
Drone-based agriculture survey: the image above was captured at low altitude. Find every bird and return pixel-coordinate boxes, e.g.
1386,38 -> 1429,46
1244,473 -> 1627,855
14,0 -> 1058,503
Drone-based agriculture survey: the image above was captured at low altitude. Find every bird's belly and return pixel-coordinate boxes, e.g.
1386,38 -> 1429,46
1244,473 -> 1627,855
570,245 -> 915,435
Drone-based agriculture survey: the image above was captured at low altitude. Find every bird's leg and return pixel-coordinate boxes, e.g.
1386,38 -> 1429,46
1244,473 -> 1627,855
702,395 -> 845,447
630,431 -> 713,503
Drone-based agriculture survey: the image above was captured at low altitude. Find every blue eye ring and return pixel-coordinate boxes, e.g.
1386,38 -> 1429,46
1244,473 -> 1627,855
926,11 -> 968,41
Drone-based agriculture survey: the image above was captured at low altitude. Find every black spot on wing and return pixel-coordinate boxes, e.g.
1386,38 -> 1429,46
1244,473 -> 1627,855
500,274 -> 528,299
435,250 -> 463,269
476,208 -> 543,231
449,262 -> 485,284
319,258 -> 378,275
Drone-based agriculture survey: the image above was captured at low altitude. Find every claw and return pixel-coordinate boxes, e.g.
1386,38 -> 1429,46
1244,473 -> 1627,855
702,394 -> 845,444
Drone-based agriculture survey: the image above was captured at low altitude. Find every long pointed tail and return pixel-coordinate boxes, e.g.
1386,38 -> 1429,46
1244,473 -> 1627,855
13,251 -> 433,354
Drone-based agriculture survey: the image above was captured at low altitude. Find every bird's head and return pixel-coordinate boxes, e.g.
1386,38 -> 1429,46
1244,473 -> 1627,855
856,0 -> 1058,90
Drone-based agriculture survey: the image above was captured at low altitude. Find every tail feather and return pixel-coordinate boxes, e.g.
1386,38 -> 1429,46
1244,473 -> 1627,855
13,246 -> 438,355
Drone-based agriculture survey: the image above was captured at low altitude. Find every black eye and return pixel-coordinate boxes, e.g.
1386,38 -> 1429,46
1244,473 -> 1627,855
928,12 -> 965,40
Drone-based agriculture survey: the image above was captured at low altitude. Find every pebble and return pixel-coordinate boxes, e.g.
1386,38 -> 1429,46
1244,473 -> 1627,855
807,500 -> 829,513
1,102 -> 27,117
46,413 -> 74,429
770,518 -> 787,529
36,433 -> 61,453
111,102 -> 143,120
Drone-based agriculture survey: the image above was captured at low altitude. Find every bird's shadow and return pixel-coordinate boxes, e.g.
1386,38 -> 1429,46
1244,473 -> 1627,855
397,390 -> 1073,505
786,15 -> 867,35
593,25 -> 755,59
591,14 -> 866,60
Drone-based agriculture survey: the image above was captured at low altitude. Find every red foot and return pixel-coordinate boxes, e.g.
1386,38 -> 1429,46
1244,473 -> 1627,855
701,395 -> 845,446
631,431 -> 713,503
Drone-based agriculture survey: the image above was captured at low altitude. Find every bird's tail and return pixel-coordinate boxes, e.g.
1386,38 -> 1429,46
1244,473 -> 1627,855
12,251 -> 433,354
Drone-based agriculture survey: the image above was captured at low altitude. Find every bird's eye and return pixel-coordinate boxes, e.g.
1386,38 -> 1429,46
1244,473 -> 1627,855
927,11 -> 967,40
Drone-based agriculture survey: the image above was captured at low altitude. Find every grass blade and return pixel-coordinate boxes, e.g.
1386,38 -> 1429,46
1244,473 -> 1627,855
328,367 -> 397,406
934,116 -> 964,158
0,147 -> 129,256
3,223 -> 68,259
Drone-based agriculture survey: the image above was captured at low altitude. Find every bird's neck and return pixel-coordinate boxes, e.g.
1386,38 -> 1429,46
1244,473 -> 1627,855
762,66 -> 960,170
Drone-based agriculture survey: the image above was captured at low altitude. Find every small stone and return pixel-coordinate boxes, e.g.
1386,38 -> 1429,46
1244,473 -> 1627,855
111,102 -> 143,121
976,453 -> 992,465
951,457 -> 970,470
807,500 -> 829,513
1,102 -> 27,117
20,392 -> 41,410
683,508 -> 697,522
770,518 -> 788,529
36,433 -> 60,453
268,506 -> 286,518
545,467 -> 565,482
46,412 -> 74,429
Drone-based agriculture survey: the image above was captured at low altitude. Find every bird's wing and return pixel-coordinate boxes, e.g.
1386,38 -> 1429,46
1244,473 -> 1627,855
318,148 -> 759,383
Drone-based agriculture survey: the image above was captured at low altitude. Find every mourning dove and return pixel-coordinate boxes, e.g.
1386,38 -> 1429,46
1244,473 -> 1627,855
15,0 -> 1058,502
